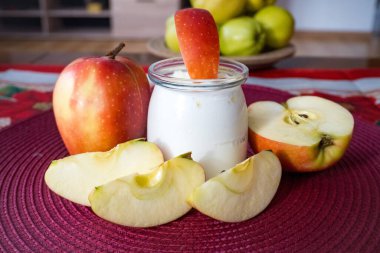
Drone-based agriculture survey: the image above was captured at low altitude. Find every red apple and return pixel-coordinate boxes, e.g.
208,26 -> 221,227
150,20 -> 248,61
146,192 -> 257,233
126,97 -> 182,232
175,8 -> 219,79
53,43 -> 151,155
248,96 -> 354,172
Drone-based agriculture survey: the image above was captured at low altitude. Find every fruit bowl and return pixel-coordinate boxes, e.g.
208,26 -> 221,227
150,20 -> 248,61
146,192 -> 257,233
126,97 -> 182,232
147,37 -> 295,69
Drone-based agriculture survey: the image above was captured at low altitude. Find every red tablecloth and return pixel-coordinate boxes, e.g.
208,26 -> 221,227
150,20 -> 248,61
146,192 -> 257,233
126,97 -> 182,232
1,85 -> 379,252
1,65 -> 380,252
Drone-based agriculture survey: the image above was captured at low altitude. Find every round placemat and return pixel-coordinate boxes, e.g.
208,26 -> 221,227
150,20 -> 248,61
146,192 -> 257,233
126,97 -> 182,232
1,85 -> 379,252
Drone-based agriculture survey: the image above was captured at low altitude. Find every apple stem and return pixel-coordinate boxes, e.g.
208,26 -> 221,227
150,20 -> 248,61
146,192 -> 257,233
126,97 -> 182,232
178,152 -> 193,160
106,42 -> 125,59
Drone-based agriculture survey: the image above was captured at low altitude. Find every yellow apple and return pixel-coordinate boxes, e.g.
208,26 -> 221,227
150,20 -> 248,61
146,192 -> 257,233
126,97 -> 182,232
188,151 -> 282,222
89,154 -> 205,227
246,0 -> 276,13
190,0 -> 246,24
44,139 -> 164,206
248,96 -> 354,172
164,15 -> 180,53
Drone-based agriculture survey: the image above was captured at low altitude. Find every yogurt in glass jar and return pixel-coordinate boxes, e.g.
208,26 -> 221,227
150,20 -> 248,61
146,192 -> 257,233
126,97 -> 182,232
147,58 -> 249,179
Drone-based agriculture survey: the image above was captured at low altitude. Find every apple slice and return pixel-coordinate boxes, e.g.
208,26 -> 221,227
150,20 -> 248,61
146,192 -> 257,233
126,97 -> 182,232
44,139 -> 164,206
89,154 -> 205,227
188,151 -> 281,222
248,96 -> 354,172
175,8 -> 219,79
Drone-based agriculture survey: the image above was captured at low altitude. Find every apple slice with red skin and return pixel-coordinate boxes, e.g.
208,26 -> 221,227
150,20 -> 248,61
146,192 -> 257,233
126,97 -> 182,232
53,43 -> 151,155
175,8 -> 220,79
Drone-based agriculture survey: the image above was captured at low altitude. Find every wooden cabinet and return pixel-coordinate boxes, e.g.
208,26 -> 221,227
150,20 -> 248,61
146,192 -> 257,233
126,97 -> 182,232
0,0 -> 180,38
0,0 -> 44,36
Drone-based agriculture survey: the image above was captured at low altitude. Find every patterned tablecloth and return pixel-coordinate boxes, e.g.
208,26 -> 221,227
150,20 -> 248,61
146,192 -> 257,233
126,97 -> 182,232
1,65 -> 380,130
1,64 -> 380,252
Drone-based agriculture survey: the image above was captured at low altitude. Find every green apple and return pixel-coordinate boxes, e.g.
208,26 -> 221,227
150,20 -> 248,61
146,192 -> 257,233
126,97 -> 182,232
190,0 -> 246,24
164,15 -> 180,53
246,0 -> 276,13
254,6 -> 295,49
44,139 -> 164,206
188,151 -> 282,222
89,154 -> 205,227
219,16 -> 266,56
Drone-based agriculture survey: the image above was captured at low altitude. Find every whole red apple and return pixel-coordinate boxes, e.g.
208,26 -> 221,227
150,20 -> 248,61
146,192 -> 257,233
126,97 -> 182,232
53,43 -> 151,155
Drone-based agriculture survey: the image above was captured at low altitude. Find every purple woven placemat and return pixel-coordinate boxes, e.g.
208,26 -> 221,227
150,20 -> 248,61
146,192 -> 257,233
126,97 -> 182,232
1,85 -> 379,252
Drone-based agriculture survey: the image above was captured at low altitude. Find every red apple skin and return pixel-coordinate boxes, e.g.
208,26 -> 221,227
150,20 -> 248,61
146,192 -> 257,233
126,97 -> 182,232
249,129 -> 352,172
175,8 -> 219,79
53,56 -> 151,155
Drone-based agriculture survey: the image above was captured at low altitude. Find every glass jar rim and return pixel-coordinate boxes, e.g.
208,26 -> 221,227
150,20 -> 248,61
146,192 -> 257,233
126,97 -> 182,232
148,57 -> 249,91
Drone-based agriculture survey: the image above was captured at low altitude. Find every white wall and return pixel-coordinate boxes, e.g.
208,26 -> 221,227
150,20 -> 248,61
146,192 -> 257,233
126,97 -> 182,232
277,0 -> 377,32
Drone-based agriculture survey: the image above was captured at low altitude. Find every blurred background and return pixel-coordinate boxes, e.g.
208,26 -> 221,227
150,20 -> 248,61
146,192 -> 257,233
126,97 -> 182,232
0,0 -> 379,65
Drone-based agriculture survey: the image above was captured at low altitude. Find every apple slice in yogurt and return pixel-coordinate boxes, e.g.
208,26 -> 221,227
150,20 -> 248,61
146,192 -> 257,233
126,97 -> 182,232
175,8 -> 220,79
188,151 -> 282,222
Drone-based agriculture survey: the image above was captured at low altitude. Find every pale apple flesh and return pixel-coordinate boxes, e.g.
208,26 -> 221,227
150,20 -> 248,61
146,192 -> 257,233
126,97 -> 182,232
188,151 -> 282,223
248,96 -> 354,172
44,139 -> 164,206
89,155 -> 205,227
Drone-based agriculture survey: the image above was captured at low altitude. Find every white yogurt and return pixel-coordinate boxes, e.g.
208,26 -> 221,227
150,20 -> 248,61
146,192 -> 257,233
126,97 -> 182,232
147,58 -> 248,179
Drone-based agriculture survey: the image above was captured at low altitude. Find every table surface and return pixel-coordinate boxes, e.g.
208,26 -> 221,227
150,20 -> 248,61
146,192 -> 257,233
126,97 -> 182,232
1,50 -> 380,69
1,31 -> 379,68
131,54 -> 380,69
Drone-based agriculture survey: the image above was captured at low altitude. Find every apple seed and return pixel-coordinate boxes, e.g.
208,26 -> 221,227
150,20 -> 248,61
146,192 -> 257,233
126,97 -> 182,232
285,112 -> 313,126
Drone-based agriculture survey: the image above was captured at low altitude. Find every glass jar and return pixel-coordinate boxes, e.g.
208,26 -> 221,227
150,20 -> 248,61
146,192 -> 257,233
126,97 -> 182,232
147,58 -> 249,179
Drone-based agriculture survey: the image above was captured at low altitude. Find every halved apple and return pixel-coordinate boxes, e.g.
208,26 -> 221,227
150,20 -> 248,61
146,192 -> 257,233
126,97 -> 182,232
188,151 -> 281,222
248,96 -> 354,172
44,139 -> 164,206
89,154 -> 205,227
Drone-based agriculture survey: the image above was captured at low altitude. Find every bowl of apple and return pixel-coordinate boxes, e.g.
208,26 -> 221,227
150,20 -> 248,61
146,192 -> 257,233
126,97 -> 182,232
148,1 -> 296,69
